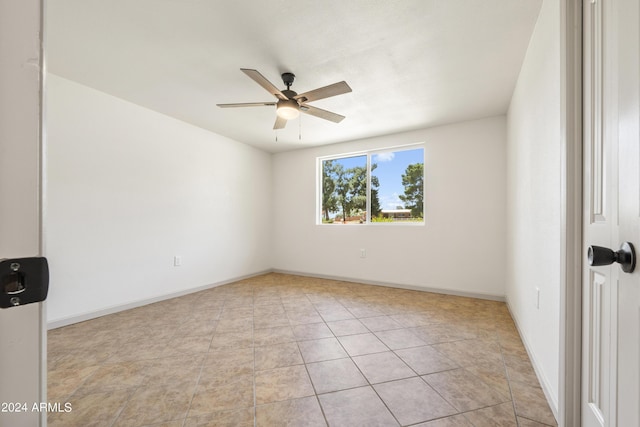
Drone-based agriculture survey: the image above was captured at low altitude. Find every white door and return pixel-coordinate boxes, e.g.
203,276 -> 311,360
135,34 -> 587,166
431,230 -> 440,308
0,1 -> 46,427
582,0 -> 640,426
614,0 -> 640,423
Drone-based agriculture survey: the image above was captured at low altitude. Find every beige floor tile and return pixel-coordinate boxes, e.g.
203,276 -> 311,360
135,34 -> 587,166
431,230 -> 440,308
375,328 -> 427,349
510,381 -> 558,426
253,304 -> 285,316
209,330 -> 253,349
292,323 -> 334,340
423,369 -> 510,412
516,416 -> 556,426
47,365 -> 100,401
189,375 -> 254,416
337,333 -> 388,356
410,323 -> 478,344
346,305 -> 384,318
48,273 -> 555,427
359,315 -> 404,332
75,361 -> 148,396
173,318 -> 218,336
318,386 -> 399,427
254,325 -> 296,346
256,396 -> 327,427
463,402 -> 518,426
288,312 -> 325,325
48,389 -> 132,427
163,334 -> 213,356
352,351 -> 415,384
395,345 -> 459,375
221,300 -> 254,311
389,312 -> 434,327
215,316 -> 254,333
432,339 -> 503,367
326,319 -> 369,336
413,414 -> 474,426
374,377 -> 458,425
204,346 -> 254,366
254,313 -> 291,329
198,363 -> 254,389
49,346 -> 115,371
499,335 -> 529,358
298,337 -> 348,363
137,421 -> 184,427
143,355 -> 204,387
255,365 -> 315,405
464,361 -> 511,399
255,341 -> 303,371
307,358 -> 368,394
183,408 -> 254,427
113,381 -> 195,426
503,353 -> 539,385
107,340 -> 169,363
317,307 -> 355,322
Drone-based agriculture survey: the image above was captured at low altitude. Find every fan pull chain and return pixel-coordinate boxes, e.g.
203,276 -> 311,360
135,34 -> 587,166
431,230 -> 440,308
299,115 -> 302,140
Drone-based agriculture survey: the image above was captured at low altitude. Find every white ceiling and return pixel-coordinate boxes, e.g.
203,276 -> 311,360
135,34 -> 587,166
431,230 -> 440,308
46,0 -> 542,153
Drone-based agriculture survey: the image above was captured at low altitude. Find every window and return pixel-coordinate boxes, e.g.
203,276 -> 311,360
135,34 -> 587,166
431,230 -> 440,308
319,146 -> 424,224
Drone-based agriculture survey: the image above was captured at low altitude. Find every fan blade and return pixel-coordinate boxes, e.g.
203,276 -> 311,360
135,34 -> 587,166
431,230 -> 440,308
294,81 -> 352,103
300,105 -> 345,123
273,115 -> 287,129
217,102 -> 276,108
241,69 -> 288,101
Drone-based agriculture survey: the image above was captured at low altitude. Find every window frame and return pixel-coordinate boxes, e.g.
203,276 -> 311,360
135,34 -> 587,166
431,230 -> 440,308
317,143 -> 425,226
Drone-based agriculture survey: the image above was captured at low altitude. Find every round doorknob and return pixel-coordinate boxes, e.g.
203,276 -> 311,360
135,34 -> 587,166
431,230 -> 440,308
588,242 -> 636,273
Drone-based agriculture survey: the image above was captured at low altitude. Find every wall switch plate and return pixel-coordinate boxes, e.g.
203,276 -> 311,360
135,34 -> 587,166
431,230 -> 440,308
360,249 -> 366,258
174,256 -> 182,267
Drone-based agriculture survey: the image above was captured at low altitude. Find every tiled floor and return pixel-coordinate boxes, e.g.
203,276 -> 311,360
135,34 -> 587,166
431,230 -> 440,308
47,273 -> 558,427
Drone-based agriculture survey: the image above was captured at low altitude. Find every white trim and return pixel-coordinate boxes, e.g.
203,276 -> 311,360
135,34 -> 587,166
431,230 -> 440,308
39,0 -> 48,423
506,296 -> 559,419
559,1 -> 583,426
47,270 -> 271,329
316,141 -> 425,162
272,269 -> 506,302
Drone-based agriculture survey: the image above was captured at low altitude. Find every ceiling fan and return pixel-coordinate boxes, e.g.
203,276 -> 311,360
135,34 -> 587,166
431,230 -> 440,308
217,69 -> 352,130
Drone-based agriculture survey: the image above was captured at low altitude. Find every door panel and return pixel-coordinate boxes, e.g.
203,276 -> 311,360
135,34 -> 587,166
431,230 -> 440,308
583,0 -> 640,426
586,270 -> 610,425
0,1 -> 45,426
615,0 -> 640,423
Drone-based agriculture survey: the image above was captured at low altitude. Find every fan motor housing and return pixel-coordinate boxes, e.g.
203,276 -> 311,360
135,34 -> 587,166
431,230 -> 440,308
281,72 -> 295,87
282,89 -> 297,99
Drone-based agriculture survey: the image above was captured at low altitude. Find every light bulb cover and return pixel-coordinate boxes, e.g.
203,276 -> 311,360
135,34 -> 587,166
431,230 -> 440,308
277,99 -> 300,120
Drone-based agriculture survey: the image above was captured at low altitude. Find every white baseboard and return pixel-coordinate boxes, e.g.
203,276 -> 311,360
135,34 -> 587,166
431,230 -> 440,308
47,269 -> 271,330
505,296 -> 559,421
271,269 -> 506,302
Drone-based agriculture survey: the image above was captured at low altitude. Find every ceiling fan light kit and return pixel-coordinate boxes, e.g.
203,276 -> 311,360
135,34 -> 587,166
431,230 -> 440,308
276,99 -> 300,119
217,68 -> 351,131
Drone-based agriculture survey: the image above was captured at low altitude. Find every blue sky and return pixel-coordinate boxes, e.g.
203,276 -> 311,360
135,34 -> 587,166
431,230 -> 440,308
373,148 -> 424,209
328,148 -> 424,211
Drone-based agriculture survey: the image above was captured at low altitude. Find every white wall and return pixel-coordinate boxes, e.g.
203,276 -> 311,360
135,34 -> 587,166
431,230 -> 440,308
506,0 -> 560,413
272,116 -> 507,298
45,74 -> 272,326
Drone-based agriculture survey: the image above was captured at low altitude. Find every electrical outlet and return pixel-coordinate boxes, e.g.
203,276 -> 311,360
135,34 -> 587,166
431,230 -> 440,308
535,287 -> 540,309
360,249 -> 366,258
174,256 -> 182,267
